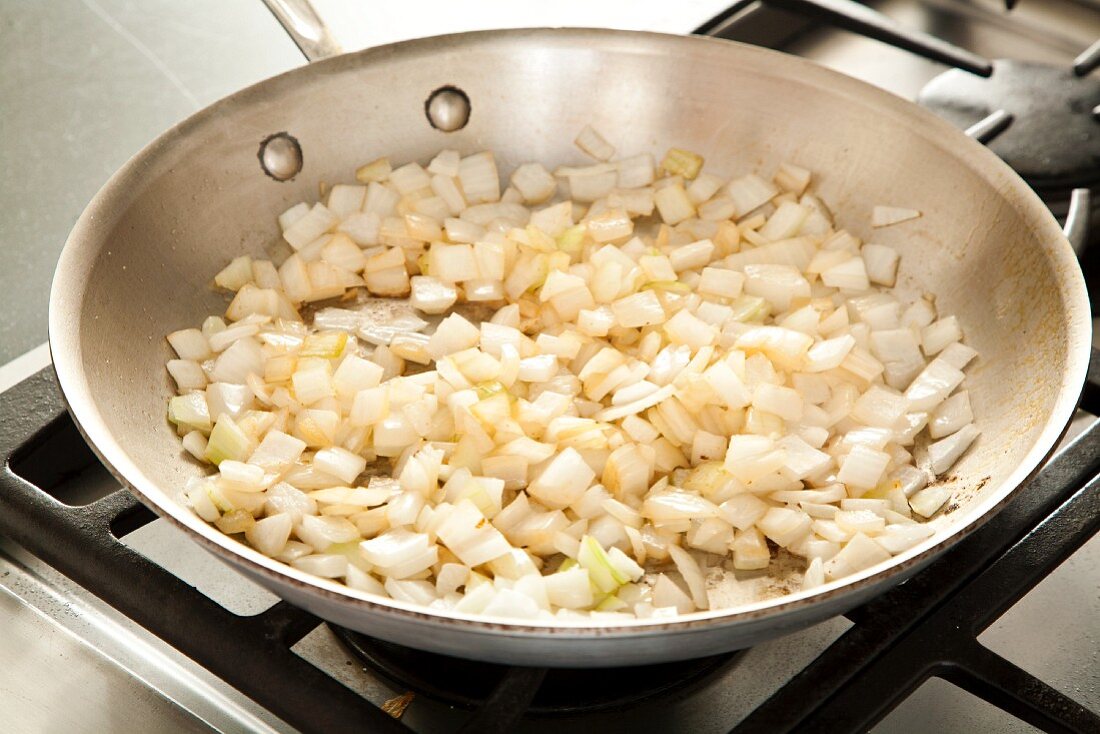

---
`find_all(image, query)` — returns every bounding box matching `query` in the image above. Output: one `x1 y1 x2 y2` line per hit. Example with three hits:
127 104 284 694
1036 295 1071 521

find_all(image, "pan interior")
49 30 1090 634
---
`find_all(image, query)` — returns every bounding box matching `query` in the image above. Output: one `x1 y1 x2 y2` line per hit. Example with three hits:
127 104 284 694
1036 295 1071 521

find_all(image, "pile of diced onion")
165 126 980 621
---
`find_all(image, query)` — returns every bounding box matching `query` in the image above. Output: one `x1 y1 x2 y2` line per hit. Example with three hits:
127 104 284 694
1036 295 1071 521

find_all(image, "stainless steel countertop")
0 0 304 365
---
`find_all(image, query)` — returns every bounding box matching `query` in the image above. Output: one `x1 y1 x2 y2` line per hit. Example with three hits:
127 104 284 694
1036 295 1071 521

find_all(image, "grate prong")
1073 39 1100 77
965 109 1014 144
764 0 993 76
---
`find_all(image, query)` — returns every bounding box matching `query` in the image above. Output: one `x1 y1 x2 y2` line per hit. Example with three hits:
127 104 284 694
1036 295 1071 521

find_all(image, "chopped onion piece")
246 513 293 556
654 184 695 224
872 206 921 227
905 359 965 412
929 391 973 439
732 527 770 570
283 204 337 250
291 554 347 578
876 523 934 553
436 499 512 567
928 424 980 475
851 386 908 428
757 507 812 547
167 360 207 391
821 257 870 291
356 157 391 183
938 342 979 370
214 256 253 292
181 431 208 462
726 174 778 216
528 448 596 510
862 244 900 286
668 544 708 610
802 557 825 590
511 163 558 204
615 153 655 188
823 532 890 579
458 152 501 204
774 163 811 195
909 485 953 518
642 490 719 522
612 291 666 328
922 316 963 356
759 202 808 241
837 446 891 492
661 148 704 179
575 125 616 161
545 566 594 609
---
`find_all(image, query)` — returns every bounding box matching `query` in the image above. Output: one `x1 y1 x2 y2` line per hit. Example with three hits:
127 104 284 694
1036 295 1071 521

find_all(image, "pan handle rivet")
258 132 303 181
425 86 471 132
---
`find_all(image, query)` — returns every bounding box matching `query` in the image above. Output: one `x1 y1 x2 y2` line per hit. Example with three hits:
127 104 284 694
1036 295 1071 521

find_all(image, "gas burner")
330 626 741 715
918 60 1100 198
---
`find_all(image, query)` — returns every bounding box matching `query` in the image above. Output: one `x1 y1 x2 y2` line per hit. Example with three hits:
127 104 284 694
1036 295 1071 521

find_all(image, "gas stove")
1 2 1098 732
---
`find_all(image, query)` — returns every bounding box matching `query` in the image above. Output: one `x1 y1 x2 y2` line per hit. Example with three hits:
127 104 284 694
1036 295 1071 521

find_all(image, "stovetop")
3 362 1097 733
1 2 1098 733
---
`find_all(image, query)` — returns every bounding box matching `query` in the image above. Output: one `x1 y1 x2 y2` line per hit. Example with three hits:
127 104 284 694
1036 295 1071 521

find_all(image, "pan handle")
261 0 343 62
1062 189 1091 255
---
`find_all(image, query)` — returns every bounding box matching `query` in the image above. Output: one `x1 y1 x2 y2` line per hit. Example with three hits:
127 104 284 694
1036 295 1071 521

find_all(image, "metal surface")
424 87 473 132
331 626 737 713
454 668 547 734
782 0 1099 102
0 563 216 734
46 28 1092 666
258 132 305 181
0 535 288 734
0 0 304 366
260 0 342 62
919 59 1100 192
1064 189 1093 254
765 0 993 75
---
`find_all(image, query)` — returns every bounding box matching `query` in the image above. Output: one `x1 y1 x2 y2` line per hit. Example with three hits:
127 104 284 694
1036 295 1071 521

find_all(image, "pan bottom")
330 625 742 716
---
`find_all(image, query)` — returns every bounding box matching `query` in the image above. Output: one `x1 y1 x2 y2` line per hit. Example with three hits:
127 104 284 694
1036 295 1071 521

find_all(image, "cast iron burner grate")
330 627 741 716
1 358 1098 733
918 60 1100 197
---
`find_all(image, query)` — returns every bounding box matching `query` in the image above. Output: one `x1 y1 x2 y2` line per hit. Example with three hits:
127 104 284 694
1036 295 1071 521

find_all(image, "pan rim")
48 27 1093 637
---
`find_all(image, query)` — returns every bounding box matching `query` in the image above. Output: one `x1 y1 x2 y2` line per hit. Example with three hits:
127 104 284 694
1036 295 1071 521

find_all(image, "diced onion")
872 206 921 227
575 125 616 162
928 424 980 475
165 125 978 622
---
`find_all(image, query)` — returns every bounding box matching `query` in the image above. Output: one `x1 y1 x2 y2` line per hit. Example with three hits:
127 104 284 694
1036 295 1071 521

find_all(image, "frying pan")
47 18 1091 666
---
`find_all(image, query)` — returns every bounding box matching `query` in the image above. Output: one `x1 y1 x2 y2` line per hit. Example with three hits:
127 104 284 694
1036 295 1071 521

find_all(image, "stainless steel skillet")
47 22 1091 666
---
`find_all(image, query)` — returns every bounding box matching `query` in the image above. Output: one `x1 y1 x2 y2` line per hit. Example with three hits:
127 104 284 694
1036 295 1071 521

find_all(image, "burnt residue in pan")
942 475 992 515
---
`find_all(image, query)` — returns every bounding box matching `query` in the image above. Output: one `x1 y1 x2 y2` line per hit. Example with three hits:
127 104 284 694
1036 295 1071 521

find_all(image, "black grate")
329 626 741 716
1 356 1098 733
